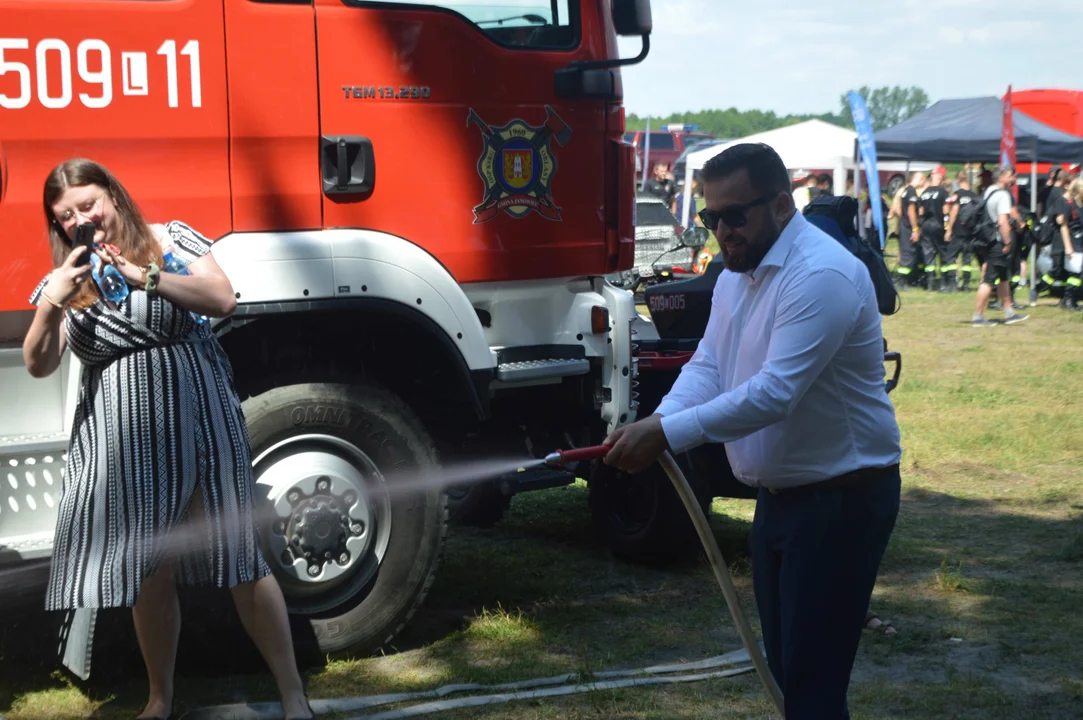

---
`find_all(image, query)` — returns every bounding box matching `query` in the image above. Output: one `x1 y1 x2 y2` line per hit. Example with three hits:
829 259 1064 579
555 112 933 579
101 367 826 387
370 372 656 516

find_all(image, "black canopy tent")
851 96 1083 301
871 96 1083 165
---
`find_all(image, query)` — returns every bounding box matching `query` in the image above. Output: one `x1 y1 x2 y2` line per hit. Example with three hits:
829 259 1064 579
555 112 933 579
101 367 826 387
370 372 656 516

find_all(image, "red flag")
1001 85 1018 201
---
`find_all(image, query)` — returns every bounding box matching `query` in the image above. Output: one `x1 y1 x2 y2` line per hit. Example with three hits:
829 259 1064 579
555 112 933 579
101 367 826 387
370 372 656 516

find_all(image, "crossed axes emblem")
467 106 573 223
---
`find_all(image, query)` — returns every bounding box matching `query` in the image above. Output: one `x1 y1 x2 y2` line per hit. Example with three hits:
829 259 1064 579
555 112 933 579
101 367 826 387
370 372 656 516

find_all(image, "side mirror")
681 226 709 249
613 0 652 36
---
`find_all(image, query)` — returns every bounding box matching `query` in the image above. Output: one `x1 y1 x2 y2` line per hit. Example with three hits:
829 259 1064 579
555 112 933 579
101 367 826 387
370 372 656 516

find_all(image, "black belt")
766 463 899 495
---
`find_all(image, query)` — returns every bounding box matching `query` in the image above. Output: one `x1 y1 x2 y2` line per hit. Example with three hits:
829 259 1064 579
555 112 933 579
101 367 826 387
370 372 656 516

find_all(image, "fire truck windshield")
355 0 578 48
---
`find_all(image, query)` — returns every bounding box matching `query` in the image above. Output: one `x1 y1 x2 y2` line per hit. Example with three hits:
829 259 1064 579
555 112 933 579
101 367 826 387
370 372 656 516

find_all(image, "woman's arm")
23 246 91 378
1057 214 1074 255
154 252 237 317
23 303 68 378
100 245 237 318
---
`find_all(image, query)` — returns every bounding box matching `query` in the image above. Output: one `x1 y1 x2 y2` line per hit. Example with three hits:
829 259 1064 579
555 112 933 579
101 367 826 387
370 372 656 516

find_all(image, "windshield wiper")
477 13 547 26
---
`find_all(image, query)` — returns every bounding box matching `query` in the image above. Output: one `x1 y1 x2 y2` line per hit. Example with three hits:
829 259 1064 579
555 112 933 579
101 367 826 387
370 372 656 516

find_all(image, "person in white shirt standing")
603 142 902 720
971 165 1029 326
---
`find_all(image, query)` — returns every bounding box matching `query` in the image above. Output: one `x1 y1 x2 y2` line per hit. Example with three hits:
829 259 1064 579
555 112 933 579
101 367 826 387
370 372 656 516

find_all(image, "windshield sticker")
467 105 571 223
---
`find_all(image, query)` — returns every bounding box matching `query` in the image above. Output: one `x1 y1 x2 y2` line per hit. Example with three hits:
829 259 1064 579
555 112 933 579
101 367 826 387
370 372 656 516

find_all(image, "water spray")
179 444 786 719
543 444 785 716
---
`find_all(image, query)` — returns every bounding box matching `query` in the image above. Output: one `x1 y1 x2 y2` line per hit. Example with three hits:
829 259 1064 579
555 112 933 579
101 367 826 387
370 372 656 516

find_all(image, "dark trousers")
920 223 955 287
1048 250 1083 303
894 229 921 283
959 237 983 286
751 465 901 720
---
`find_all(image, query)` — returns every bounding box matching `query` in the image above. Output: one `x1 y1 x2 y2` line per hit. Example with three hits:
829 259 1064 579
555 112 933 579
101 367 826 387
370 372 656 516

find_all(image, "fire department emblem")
467 105 572 223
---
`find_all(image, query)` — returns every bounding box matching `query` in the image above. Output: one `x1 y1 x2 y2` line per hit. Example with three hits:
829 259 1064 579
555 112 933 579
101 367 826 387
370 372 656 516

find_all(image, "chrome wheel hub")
252 434 391 602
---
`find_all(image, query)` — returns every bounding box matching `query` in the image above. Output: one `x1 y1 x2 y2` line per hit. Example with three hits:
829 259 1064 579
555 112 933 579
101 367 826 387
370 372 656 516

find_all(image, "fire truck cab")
0 0 653 674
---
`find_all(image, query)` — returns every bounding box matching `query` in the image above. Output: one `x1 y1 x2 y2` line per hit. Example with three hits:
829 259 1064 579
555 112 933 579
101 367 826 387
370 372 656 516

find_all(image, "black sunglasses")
698 193 778 231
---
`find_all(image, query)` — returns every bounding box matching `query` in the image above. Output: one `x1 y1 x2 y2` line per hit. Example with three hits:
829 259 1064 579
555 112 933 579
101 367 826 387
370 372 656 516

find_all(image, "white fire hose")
658 449 785 715
179 449 785 719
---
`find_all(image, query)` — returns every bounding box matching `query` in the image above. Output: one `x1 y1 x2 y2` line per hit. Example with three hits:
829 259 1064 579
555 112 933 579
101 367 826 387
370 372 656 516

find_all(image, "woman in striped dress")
22 159 314 720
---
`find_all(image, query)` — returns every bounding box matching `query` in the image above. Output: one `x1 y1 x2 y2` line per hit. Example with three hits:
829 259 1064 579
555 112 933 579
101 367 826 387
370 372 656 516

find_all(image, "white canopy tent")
679 119 937 228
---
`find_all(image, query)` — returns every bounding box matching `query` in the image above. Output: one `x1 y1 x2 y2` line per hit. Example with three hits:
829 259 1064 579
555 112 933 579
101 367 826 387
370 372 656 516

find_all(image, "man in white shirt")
603 142 902 719
971 165 1029 326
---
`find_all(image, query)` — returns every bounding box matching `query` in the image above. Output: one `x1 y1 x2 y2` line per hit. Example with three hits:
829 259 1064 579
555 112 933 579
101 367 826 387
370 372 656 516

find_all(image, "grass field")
2 289 1082 719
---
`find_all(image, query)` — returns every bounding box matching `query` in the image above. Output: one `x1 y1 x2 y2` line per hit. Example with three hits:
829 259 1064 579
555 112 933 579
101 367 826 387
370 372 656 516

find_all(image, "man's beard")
720 222 779 274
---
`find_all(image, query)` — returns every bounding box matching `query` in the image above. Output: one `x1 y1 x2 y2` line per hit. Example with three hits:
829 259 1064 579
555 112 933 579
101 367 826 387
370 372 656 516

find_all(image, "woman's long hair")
1069 178 1083 208
43 159 163 310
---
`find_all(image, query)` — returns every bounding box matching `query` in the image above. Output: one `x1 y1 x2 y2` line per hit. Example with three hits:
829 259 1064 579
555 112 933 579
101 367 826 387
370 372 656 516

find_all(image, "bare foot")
282 694 315 720
135 698 173 720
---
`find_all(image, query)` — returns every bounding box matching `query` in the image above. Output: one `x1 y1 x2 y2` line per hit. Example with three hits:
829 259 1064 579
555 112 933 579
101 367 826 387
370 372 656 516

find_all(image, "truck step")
495 358 590 383
0 432 70 453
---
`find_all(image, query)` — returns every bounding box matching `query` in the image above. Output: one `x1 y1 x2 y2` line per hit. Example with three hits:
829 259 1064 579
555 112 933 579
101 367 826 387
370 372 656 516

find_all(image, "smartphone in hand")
72 223 96 267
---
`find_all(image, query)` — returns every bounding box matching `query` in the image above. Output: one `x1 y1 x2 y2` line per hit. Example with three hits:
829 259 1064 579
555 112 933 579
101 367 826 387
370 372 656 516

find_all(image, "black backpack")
1035 216 1054 247
1035 194 1070 247
954 195 982 239
803 194 900 316
973 188 1009 251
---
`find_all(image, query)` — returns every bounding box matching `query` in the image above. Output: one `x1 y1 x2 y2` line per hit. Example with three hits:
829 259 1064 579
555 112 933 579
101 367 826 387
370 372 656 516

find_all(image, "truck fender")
208 229 493 373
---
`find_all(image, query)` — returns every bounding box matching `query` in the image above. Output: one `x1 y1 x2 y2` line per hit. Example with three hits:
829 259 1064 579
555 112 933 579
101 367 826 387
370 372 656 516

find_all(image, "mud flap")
57 607 97 680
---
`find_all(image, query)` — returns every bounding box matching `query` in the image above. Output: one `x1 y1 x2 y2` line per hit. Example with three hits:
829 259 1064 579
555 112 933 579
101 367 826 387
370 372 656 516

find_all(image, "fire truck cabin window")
350 1 578 50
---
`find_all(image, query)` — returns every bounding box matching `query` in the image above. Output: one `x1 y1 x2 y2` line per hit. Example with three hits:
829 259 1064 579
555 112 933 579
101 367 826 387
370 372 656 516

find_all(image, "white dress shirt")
654 210 902 489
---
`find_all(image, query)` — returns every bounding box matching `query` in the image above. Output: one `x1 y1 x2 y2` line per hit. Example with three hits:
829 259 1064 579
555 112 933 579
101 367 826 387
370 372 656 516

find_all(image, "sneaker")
971 317 996 327
1003 313 1029 325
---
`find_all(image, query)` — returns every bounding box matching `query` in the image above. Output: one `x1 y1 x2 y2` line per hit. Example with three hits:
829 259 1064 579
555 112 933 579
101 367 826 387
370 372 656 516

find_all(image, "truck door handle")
320 136 375 196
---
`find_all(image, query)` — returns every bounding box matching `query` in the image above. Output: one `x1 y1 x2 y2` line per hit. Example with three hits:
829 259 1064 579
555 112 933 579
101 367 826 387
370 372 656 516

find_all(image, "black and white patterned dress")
30 220 270 610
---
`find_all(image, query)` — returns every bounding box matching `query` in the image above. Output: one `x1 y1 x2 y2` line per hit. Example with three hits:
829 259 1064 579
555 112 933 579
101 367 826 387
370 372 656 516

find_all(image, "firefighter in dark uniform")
644 162 676 206
946 171 980 292
893 172 924 288
918 166 952 291
1048 178 1083 311
1065 179 1083 311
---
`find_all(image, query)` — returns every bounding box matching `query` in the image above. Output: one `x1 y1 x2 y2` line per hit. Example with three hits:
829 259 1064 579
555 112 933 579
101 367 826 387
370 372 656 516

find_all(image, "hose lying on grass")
177 649 754 719
180 449 786 719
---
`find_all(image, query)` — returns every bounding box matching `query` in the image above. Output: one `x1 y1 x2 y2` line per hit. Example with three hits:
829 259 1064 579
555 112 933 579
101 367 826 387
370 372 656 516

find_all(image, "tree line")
626 86 930 139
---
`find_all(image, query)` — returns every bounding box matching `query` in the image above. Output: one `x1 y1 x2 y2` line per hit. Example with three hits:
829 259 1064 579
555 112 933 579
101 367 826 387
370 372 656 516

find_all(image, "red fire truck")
0 0 655 675
1009 88 1083 176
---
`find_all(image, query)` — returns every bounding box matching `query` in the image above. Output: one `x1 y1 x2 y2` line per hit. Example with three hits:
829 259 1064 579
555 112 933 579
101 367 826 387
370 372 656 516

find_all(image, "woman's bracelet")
40 290 64 310
143 263 161 296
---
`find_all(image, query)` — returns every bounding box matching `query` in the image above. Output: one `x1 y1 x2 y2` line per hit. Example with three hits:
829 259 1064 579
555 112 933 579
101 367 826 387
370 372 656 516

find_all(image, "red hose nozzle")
543 444 612 469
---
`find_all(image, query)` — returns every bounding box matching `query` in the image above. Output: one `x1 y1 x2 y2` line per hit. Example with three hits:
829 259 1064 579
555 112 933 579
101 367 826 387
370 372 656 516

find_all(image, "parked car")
607 193 706 302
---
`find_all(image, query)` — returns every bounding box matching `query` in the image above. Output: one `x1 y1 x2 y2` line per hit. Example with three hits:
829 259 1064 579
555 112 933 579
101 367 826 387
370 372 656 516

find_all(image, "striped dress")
30 220 270 610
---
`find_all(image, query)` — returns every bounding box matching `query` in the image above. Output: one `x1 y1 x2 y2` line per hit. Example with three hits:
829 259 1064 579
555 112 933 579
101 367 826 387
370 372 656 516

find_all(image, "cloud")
649 0 721 37
937 27 966 45
982 20 1045 37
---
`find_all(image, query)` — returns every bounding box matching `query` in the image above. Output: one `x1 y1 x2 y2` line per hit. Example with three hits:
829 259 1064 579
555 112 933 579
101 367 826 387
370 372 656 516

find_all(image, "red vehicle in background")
625 125 716 175
1008 89 1083 176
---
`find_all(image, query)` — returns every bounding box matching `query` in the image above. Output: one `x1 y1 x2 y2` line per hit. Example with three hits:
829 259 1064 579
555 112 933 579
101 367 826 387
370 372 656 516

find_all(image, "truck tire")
241 382 447 658
446 481 511 528
587 454 712 567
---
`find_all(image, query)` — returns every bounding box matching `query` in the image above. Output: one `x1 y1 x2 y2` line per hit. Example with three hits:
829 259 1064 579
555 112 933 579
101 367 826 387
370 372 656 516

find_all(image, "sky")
614 0 1083 118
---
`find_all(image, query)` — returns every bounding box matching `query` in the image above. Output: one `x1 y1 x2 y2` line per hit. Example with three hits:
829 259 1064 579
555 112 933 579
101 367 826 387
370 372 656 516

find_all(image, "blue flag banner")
848 91 885 249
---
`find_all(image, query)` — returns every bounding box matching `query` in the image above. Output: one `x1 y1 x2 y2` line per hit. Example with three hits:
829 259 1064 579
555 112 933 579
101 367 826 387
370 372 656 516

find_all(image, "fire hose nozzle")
542 444 613 469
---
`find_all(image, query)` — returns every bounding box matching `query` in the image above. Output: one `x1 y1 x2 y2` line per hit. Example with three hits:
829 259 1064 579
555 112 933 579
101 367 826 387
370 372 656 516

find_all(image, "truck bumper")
597 280 640 433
